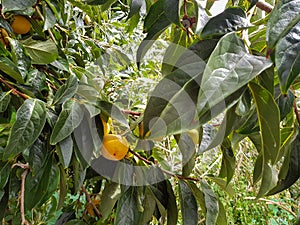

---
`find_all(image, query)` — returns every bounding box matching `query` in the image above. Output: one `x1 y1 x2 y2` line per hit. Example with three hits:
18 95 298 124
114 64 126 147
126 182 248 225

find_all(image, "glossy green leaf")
99 182 121 220
253 152 263 184
57 135 73 168
128 0 146 19
52 75 78 105
268 130 300 195
0 57 24 84
0 17 13 33
166 180 178 225
257 66 274 95
275 22 300 93
195 3 209 35
0 92 11 113
2 0 36 12
198 33 273 118
43 3 57 30
9 39 31 80
249 82 280 165
115 187 141 225
21 38 58 65
50 99 84 145
3 99 46 160
266 0 300 49
201 180 219 225
201 7 251 39
28 137 48 174
179 180 198 225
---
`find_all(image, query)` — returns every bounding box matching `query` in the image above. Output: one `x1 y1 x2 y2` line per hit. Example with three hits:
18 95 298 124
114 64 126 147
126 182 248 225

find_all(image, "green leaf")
175 133 196 177
21 38 58 65
50 99 84 145
249 82 280 165
179 180 198 225
9 39 31 80
52 75 78 105
201 7 251 39
268 130 300 195
115 187 141 225
43 3 57 30
275 22 300 93
208 176 235 197
137 0 171 64
256 163 278 198
139 187 156 224
25 155 53 210
198 33 273 118
266 0 300 49
128 0 146 19
84 0 111 5
164 0 180 26
0 184 9 221
0 17 14 33
0 57 24 84
28 137 48 174
0 92 11 113
216 199 227 225
57 135 73 168
99 182 121 220
3 99 46 160
65 220 87 225
201 180 219 225
0 162 10 190
97 101 128 127
166 180 178 225
219 140 236 184
276 89 295 121
143 68 202 138
2 0 36 12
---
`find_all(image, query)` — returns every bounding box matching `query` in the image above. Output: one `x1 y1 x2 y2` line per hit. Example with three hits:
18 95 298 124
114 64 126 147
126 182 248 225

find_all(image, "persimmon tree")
0 0 300 224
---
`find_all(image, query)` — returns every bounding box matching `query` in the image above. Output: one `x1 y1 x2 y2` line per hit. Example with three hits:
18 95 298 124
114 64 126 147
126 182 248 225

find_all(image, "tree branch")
247 0 274 13
12 163 30 225
0 76 29 99
81 186 102 219
129 149 200 182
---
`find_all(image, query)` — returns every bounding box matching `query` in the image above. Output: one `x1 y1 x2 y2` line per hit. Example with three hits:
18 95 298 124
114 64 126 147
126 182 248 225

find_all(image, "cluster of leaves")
0 0 300 224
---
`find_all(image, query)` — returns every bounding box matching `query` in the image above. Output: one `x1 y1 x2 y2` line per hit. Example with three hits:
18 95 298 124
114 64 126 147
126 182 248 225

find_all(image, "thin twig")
129 149 200 182
247 0 274 13
12 163 30 225
81 186 102 219
245 197 297 217
121 110 142 117
34 5 57 45
0 76 29 99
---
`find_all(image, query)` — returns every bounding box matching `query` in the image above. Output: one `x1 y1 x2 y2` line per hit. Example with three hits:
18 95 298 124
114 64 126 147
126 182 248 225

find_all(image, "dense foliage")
0 0 300 224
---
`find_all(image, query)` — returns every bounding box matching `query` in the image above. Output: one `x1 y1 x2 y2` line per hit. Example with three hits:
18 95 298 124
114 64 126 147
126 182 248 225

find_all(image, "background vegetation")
0 0 300 224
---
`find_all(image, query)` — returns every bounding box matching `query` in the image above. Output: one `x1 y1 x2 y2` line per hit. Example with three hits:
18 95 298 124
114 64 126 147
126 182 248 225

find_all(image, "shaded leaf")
115 187 141 225
208 176 235 197
201 7 251 39
179 180 198 225
219 139 236 184
97 101 128 127
266 0 300 49
57 135 73 168
139 187 156 224
268 130 300 195
256 163 278 198
201 180 219 225
21 38 58 65
3 99 46 160
128 0 146 19
43 3 57 30
0 162 10 190
249 82 280 165
276 89 295 121
275 21 300 93
166 180 178 225
50 99 84 145
164 0 180 26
